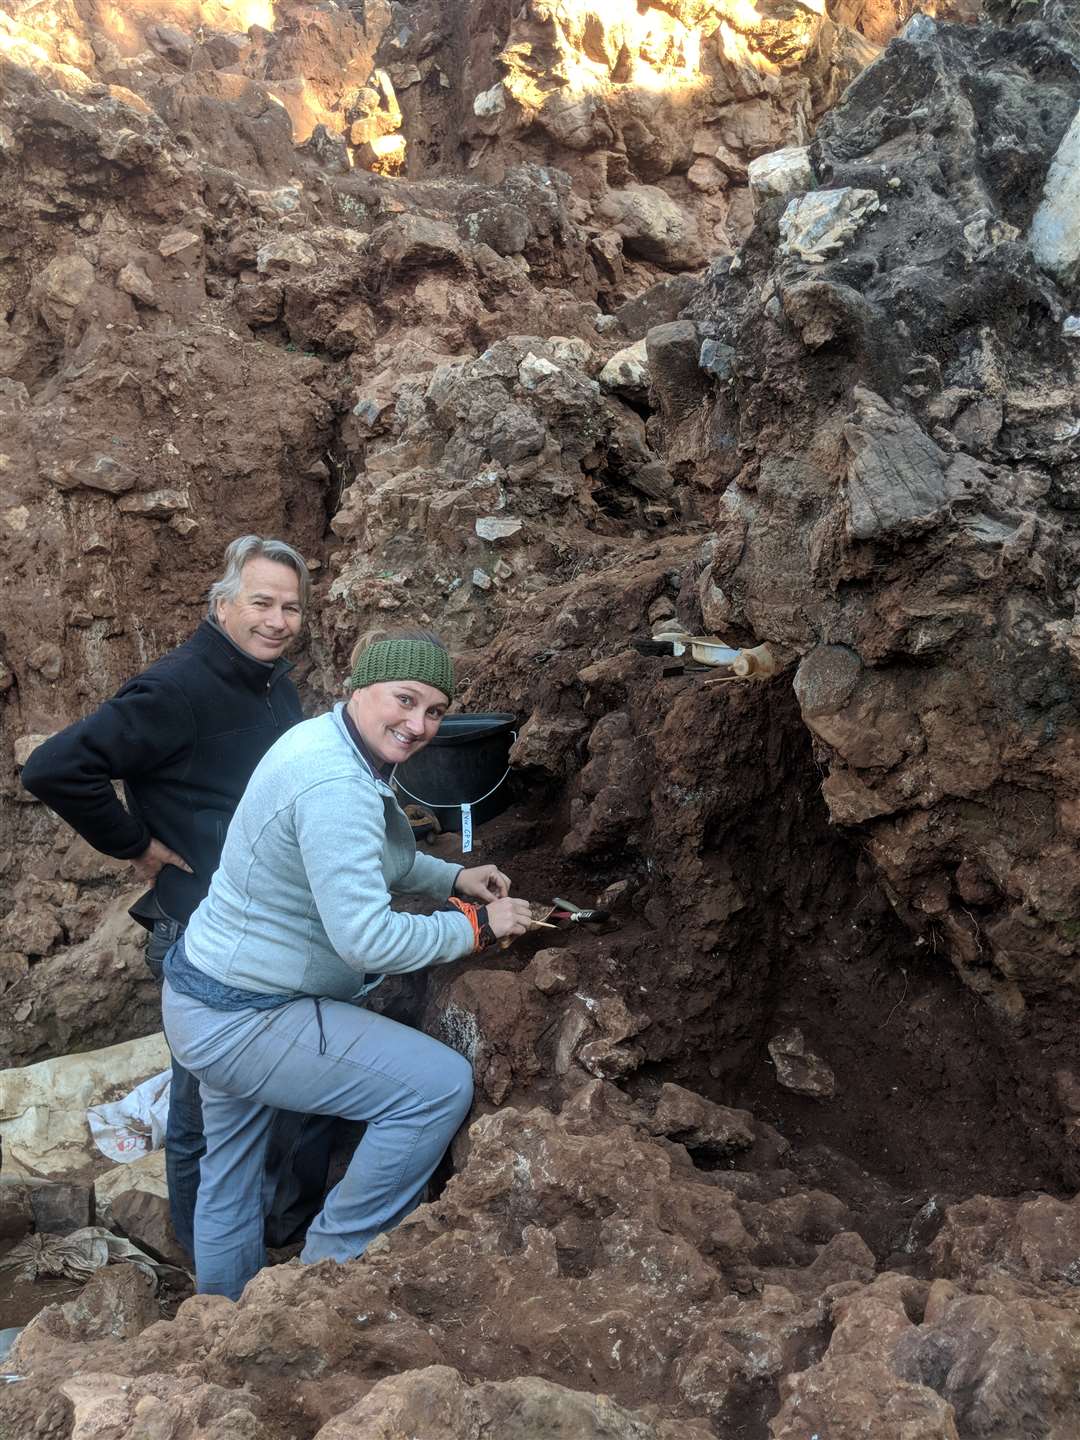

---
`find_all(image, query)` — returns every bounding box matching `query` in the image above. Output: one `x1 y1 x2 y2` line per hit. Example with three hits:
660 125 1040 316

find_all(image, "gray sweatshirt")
183 705 474 1001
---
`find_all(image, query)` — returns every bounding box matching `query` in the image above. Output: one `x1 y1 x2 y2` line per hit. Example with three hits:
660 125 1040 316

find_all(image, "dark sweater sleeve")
20 676 197 860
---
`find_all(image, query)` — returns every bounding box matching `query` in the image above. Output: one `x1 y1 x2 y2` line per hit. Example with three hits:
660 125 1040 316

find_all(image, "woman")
162 632 531 1300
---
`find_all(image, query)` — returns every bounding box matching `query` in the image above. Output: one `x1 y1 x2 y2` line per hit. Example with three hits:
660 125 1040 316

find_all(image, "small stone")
1063 317 1080 340
779 188 880 264
256 237 318 273
248 186 302 216
530 948 578 995
475 516 522 542
593 314 620 334
30 1182 93 1236
492 559 513 581
597 879 633 914
117 488 190 517
116 262 156 305
372 214 462 269
747 146 814 205
157 229 201 259
390 63 422 89
687 157 727 194
649 1084 754 1154
473 84 506 118
356 133 407 175
599 338 649 400
14 733 51 769
27 644 62 681
99 1158 187 1268
768 1027 837 1099
471 568 493 591
0 952 29 994
518 353 560 389
146 22 193 66
47 454 136 494
699 338 735 380
713 143 748 181
1030 109 1080 288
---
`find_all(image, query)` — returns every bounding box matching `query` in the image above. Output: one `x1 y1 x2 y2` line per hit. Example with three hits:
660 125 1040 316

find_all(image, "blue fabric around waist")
163 932 296 1012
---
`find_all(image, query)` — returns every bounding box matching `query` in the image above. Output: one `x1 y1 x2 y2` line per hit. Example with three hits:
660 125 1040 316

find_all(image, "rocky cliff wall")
5 3 1080 1438
0 0 903 1054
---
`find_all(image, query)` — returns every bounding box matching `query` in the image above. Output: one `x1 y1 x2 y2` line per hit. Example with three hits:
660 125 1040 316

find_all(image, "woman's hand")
486 896 533 940
455 865 511 902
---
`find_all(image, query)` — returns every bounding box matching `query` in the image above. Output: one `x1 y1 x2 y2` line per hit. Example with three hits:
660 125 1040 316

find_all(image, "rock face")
8 1084 1080 1438
686 17 1080 1036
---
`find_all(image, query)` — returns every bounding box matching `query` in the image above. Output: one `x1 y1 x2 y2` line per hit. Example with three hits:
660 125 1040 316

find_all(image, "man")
22 534 331 1258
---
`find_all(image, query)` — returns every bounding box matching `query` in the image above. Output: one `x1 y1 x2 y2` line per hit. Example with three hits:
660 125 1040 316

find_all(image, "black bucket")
393 713 517 836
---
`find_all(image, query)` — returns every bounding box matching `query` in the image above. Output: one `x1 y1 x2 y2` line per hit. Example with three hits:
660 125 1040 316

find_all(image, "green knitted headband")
348 639 454 701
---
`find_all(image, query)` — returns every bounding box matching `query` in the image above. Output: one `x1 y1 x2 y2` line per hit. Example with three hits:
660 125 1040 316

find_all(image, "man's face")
348 680 448 767
216 557 303 662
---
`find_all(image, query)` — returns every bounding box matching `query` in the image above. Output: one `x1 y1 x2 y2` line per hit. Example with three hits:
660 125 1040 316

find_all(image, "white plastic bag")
86 1069 171 1163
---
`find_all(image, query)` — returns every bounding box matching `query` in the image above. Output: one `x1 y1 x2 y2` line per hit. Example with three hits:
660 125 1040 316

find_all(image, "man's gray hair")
207 535 312 618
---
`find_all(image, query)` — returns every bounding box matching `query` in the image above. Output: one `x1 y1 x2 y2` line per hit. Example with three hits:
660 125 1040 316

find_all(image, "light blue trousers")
162 982 473 1301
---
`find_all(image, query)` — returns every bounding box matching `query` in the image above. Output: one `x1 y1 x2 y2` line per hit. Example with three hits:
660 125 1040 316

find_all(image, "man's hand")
454 864 511 903
132 837 193 882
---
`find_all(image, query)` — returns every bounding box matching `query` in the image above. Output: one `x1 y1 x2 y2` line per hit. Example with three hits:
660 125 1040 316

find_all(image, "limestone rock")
473 84 506 118
600 339 650 401
33 254 94 333
116 263 156 305
648 1085 755 1155
157 230 201 259
117 488 190 517
598 186 704 270
51 1373 264 1440
145 23 193 68
779 187 880 263
767 1028 837 1099
528 948 578 995
95 1152 187 1269
372 214 463 270
1029 107 1080 289
518 353 560 389
843 387 962 542
748 146 814 205
45 454 137 494
256 237 318 273
314 1366 709 1440
14 733 52 770
474 516 523 542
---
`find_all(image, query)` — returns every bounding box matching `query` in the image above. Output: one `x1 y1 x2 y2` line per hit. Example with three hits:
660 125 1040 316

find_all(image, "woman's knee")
445 1050 474 1123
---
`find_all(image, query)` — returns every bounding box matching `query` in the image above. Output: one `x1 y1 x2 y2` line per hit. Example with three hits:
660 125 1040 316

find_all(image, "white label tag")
460 803 473 854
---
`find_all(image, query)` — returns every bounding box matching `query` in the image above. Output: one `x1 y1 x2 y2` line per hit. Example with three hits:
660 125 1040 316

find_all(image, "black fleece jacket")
21 620 303 924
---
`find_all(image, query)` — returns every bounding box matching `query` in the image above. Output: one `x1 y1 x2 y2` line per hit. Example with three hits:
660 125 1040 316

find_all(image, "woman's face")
348 680 448 767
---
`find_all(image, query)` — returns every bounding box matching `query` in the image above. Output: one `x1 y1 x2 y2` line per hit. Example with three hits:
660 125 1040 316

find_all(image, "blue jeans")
162 982 473 1301
165 1058 336 1257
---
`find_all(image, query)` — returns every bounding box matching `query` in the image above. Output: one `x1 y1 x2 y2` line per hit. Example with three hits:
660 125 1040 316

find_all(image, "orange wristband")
448 896 480 948
448 897 496 952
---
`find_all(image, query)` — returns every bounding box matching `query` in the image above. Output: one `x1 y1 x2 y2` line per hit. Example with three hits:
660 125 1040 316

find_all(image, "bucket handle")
391 733 517 812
